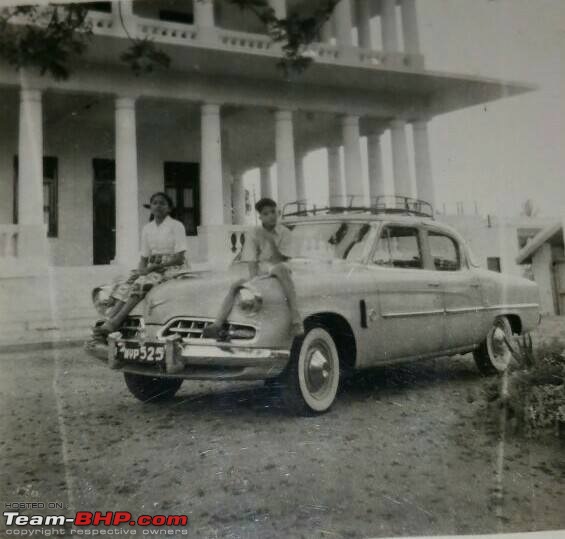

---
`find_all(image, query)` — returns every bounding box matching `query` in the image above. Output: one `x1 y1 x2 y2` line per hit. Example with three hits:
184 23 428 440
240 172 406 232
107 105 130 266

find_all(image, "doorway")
92 158 116 265
164 162 200 236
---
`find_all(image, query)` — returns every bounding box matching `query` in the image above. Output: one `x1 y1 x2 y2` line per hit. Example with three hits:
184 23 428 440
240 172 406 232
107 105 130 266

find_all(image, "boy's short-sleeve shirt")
241 224 293 264
141 215 187 258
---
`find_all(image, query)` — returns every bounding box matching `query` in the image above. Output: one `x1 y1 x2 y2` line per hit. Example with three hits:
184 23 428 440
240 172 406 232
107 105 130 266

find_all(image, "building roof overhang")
516 222 563 265
81 31 535 119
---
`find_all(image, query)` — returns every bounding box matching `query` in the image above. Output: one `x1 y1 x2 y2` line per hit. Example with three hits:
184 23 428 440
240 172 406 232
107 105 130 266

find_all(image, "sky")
244 0 565 220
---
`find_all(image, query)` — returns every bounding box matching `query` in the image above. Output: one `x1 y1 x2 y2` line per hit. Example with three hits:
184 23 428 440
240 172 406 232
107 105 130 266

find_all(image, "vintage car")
86 199 541 415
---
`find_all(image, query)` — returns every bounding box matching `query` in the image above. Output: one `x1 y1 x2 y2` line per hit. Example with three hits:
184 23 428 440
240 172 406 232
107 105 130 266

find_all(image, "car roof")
282 212 467 241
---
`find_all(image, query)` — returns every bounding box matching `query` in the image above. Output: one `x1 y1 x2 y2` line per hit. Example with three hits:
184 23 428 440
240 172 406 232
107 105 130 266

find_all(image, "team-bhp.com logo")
4 511 188 528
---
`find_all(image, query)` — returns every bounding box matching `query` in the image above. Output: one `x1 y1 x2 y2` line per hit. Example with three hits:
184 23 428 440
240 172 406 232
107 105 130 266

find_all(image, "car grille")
160 318 256 341
119 316 143 339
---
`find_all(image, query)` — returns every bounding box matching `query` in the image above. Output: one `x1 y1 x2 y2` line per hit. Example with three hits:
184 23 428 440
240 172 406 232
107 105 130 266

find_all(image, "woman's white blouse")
140 216 187 257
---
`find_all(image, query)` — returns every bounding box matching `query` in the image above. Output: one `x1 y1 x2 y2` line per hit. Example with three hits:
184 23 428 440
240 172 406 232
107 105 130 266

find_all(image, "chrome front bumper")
85 334 290 381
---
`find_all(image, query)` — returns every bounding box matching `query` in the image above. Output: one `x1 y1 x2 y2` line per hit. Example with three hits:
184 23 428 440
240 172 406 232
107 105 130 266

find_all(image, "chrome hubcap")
305 341 333 398
488 323 512 370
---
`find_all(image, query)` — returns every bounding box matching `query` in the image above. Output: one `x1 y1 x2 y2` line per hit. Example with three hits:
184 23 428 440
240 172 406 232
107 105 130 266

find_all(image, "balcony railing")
83 10 420 71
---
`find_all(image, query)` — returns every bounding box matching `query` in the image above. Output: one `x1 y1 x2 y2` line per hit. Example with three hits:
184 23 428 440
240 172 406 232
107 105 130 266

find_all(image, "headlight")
236 287 263 315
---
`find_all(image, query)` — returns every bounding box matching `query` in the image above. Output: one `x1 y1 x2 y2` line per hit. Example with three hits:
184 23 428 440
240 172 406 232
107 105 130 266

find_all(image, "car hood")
140 258 370 325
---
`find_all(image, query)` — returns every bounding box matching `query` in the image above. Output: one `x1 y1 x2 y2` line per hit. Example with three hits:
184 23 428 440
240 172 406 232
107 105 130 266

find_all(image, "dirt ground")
1 318 564 539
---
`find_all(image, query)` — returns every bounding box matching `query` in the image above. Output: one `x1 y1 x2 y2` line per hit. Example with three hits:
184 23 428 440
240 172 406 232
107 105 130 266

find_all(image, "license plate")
115 342 166 364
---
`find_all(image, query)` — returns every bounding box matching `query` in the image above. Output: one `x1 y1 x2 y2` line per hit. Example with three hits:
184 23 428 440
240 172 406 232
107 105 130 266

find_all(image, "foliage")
120 37 171 76
226 0 340 76
0 4 92 80
485 335 565 438
0 0 339 80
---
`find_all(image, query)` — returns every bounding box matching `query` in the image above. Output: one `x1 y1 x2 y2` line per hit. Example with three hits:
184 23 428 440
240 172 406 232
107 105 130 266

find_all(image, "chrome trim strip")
381 309 444 319
383 302 540 319
445 306 483 314
484 303 540 310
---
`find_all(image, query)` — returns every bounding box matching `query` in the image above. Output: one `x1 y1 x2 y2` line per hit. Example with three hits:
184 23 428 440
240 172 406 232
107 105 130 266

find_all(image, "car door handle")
427 282 441 288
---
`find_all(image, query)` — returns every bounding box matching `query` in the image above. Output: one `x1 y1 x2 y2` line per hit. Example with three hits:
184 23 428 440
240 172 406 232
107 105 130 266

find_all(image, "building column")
259 165 273 199
18 88 44 227
390 119 412 199
381 0 399 53
320 18 333 43
335 0 353 48
357 0 373 49
222 161 233 224
194 0 215 27
114 96 140 266
112 1 134 32
412 119 434 209
268 0 286 19
400 0 420 54
341 115 364 204
232 174 246 225
367 129 385 202
201 103 225 226
532 244 556 315
295 153 307 202
327 146 345 206
274 110 297 209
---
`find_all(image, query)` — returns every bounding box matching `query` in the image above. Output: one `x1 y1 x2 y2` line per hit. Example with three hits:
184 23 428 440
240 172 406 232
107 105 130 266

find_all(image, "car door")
367 224 445 361
424 228 486 349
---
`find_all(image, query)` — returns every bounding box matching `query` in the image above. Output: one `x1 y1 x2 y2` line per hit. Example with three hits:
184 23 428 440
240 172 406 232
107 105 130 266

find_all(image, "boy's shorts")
257 261 292 277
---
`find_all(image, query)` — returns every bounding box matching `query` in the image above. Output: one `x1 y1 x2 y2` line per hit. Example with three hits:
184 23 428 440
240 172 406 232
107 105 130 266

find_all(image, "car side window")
428 232 461 271
372 226 423 269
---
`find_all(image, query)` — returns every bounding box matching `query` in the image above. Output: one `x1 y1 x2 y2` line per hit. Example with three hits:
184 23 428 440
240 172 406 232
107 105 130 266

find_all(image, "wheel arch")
303 312 357 370
499 313 522 335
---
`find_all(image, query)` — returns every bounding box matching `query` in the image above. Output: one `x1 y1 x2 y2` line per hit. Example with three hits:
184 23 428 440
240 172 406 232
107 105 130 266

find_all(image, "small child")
91 192 188 341
204 198 303 339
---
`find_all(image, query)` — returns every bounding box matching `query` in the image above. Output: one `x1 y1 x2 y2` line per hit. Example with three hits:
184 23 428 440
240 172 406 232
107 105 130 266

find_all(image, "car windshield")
286 221 372 262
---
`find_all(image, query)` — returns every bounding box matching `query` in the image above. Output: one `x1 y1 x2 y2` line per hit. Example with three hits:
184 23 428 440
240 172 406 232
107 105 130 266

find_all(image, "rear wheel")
124 373 183 402
279 326 340 415
474 316 515 375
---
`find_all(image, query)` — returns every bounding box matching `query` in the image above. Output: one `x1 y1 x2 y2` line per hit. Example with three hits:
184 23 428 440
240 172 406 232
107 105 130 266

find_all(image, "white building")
0 0 532 344
516 223 565 316
439 213 555 277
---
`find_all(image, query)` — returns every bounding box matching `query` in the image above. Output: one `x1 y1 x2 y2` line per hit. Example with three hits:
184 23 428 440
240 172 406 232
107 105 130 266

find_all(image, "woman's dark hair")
145 191 175 220
255 197 277 213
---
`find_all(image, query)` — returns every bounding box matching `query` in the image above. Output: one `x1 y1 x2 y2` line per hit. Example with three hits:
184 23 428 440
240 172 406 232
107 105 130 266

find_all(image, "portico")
0 0 532 274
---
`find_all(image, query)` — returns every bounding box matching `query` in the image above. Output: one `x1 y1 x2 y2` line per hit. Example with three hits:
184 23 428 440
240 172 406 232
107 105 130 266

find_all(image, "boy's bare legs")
271 263 303 336
203 278 247 339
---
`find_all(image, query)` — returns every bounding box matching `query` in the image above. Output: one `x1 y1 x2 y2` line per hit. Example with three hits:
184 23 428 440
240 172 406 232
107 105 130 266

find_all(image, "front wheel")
279 326 341 415
474 316 515 376
124 373 183 402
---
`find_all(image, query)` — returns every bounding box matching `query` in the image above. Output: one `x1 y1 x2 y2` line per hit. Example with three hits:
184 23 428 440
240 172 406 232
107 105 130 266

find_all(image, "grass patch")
485 336 565 438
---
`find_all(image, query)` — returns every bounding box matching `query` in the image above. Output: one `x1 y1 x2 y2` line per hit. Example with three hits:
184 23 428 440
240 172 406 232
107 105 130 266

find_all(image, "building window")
13 156 58 238
159 9 194 25
83 2 112 13
487 257 502 273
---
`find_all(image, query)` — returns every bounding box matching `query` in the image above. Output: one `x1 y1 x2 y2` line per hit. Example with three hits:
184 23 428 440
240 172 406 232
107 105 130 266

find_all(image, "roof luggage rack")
282 195 434 219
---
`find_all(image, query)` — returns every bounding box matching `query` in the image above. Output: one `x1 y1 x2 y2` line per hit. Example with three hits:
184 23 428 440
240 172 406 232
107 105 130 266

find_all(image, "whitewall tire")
280 326 340 415
474 316 515 375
